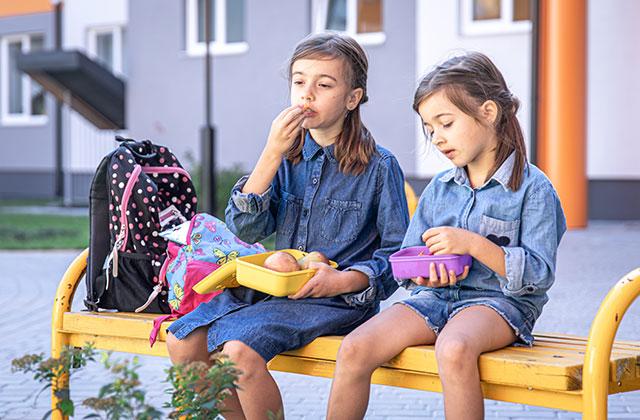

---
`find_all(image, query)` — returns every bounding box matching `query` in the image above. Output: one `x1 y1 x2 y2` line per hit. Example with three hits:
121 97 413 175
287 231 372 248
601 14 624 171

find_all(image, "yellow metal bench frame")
52 249 640 419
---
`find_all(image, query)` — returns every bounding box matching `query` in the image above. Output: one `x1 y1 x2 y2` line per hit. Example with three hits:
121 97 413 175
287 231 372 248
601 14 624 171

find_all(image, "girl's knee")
166 330 208 365
336 334 375 373
222 340 267 381
166 332 189 364
435 336 477 371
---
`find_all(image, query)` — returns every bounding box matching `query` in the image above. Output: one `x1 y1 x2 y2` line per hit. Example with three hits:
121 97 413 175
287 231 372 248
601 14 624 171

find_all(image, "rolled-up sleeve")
497 184 566 297
225 175 279 244
342 156 410 306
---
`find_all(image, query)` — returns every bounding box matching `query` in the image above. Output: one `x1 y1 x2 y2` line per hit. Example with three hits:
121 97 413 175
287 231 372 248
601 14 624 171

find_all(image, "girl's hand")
288 262 359 299
265 105 306 156
411 264 470 288
422 227 476 255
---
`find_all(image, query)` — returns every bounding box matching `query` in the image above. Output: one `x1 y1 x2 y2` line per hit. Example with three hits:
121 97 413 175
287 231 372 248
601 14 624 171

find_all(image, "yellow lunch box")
193 249 338 297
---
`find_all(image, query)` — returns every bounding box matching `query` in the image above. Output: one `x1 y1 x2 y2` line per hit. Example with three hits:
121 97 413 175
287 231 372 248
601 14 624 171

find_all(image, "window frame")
87 25 124 76
460 0 532 36
185 0 249 57
0 33 48 126
312 0 386 46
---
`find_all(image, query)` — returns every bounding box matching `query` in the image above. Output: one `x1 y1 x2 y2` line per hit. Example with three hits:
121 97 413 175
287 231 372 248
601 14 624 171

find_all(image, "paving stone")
377 411 436 418
556 413 582 419
383 416 431 420
602 416 640 420
501 411 558 418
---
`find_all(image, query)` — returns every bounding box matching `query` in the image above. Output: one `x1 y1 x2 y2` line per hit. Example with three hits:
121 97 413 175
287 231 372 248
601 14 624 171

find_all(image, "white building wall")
64 0 127 50
63 0 128 172
415 0 532 177
587 0 640 180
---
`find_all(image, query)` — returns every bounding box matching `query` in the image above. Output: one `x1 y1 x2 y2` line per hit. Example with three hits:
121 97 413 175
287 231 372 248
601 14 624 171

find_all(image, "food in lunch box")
297 251 330 269
263 251 301 272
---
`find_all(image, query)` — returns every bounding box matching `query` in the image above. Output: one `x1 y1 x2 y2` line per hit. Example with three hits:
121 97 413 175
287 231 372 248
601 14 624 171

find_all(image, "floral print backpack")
149 213 266 345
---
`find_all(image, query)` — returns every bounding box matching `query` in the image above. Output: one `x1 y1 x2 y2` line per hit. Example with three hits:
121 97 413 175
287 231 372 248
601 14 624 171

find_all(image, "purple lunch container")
389 246 472 279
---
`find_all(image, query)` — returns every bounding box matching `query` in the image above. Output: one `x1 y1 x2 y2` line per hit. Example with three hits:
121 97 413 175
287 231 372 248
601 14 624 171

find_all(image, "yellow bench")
53 248 640 419
51 182 640 418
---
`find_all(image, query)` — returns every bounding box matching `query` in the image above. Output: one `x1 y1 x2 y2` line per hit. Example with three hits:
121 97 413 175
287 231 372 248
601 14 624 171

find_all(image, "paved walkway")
1 221 640 419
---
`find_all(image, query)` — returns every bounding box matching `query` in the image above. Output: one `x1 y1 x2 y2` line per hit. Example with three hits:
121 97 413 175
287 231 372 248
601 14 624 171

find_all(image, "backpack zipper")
104 164 142 289
106 164 191 303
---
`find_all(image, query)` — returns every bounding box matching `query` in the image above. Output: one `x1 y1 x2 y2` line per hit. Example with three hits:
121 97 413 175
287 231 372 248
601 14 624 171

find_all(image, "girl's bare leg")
435 306 517 420
166 328 210 364
327 304 436 420
222 340 283 420
166 329 245 419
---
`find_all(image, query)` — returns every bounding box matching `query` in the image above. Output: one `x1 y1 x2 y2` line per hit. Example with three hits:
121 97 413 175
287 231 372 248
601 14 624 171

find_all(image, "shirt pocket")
478 214 520 248
277 190 302 235
320 198 362 243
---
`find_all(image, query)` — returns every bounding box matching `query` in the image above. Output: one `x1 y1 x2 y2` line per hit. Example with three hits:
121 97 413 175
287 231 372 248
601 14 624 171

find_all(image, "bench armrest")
52 248 88 356
583 267 640 420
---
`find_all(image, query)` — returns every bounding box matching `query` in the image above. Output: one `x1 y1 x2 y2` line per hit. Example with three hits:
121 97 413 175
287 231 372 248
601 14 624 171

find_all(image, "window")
313 0 385 45
185 0 248 56
1 33 47 125
87 26 124 75
460 0 532 35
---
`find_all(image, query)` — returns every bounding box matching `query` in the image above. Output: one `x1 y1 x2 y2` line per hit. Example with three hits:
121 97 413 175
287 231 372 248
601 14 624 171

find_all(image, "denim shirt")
401 153 566 319
225 133 409 308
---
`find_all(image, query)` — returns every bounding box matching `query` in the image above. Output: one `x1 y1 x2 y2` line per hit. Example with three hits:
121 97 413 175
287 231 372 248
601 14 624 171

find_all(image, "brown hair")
286 32 376 175
413 51 527 190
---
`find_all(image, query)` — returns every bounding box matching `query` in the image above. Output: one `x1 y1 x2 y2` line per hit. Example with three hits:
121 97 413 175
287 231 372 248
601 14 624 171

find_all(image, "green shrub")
165 353 240 419
82 353 162 420
183 152 246 219
182 154 277 249
11 345 97 418
12 346 240 420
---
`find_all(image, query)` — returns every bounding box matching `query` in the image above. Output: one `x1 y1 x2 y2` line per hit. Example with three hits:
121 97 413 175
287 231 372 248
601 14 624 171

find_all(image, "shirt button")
298 245 304 251
312 178 318 185
303 209 309 217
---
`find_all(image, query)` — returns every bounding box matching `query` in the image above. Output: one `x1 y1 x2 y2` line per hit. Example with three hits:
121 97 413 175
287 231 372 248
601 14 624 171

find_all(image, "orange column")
537 0 587 228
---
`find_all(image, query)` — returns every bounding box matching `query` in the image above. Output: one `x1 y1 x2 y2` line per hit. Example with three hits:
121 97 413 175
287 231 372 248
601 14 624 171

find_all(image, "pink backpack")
149 213 266 346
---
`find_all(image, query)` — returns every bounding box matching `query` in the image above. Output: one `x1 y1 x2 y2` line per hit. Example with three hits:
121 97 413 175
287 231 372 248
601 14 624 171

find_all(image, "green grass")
0 198 60 207
0 166 273 250
0 211 274 251
0 213 88 250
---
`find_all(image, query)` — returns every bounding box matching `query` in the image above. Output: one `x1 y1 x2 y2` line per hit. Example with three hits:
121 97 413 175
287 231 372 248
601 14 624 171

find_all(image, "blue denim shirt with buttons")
225 132 409 308
401 153 566 320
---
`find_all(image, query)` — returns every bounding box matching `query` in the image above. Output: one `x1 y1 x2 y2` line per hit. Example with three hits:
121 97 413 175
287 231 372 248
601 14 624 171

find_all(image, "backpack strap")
135 283 164 313
134 245 174 314
150 314 174 347
116 136 157 159
85 154 113 311
117 164 143 253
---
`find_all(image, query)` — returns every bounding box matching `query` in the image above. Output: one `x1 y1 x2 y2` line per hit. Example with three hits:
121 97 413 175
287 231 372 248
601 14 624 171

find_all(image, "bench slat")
268 354 584 412
67 333 169 357
535 332 640 347
279 336 584 391
62 312 171 342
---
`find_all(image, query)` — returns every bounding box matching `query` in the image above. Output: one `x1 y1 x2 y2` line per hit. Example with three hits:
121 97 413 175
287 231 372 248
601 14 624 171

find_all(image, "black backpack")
85 137 197 313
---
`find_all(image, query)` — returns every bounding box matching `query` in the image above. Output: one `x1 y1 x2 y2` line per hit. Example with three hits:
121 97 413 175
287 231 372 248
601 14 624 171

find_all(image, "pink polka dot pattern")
90 138 198 313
